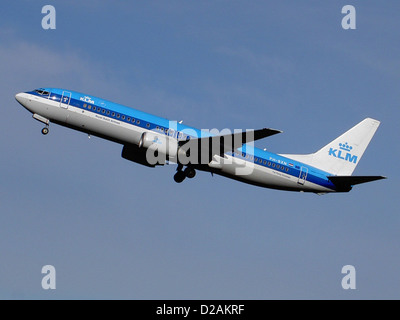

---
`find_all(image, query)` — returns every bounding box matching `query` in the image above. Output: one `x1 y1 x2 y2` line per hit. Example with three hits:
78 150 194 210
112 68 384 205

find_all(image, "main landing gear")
174 164 196 183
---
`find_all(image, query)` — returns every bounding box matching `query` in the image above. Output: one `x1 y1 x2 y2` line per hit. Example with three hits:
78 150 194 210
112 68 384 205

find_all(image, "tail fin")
281 118 381 175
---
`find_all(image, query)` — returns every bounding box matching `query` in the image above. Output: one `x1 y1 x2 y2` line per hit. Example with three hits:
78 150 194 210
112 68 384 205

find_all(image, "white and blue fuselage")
15 88 385 194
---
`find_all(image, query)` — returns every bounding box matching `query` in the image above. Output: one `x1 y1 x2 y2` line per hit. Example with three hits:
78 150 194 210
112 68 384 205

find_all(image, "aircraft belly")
218 156 332 192
218 157 293 188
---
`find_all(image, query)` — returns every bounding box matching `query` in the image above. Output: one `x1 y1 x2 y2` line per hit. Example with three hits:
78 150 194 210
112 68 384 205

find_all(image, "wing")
178 128 282 163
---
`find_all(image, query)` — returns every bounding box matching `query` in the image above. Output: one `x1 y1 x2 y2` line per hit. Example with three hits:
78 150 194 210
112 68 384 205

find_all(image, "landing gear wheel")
184 167 196 179
41 127 49 135
174 171 186 183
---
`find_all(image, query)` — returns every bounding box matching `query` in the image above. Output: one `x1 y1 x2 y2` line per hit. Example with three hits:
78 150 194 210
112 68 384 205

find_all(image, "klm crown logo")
80 96 95 104
339 142 352 152
329 142 358 163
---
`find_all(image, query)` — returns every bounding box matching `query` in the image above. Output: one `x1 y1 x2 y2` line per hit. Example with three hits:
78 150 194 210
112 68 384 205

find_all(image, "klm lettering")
329 148 358 163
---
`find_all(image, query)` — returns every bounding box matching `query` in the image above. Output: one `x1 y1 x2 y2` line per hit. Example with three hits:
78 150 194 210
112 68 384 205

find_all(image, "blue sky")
0 1 399 299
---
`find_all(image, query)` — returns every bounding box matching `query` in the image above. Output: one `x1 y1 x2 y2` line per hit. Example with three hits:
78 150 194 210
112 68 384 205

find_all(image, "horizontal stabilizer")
328 175 386 191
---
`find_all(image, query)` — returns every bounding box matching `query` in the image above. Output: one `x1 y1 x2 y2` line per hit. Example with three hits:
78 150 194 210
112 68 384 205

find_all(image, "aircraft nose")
15 92 24 104
15 92 30 107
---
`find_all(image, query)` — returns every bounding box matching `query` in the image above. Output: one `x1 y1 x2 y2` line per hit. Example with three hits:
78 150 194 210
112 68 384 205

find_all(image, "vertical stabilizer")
281 118 381 175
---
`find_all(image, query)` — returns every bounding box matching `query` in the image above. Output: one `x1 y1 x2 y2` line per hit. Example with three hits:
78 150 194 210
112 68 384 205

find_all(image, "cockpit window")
34 89 50 96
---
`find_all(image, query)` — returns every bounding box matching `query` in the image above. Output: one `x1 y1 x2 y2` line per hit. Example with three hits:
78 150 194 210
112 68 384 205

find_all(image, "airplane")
15 88 386 194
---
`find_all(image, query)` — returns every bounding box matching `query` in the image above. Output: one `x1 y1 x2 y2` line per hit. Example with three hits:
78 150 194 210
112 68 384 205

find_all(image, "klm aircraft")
15 88 385 194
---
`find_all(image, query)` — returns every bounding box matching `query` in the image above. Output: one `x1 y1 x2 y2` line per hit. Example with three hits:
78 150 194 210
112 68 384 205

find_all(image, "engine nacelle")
138 132 179 164
122 144 161 167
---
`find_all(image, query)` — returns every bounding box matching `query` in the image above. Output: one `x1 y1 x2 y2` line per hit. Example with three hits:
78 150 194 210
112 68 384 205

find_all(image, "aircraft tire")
174 171 186 183
184 167 196 179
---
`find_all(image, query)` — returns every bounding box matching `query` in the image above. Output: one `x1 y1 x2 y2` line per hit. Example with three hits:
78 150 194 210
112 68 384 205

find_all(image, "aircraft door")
60 91 71 109
298 166 308 185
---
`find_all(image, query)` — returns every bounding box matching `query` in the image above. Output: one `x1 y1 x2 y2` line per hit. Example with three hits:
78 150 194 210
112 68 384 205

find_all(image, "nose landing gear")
32 114 50 135
41 126 49 135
